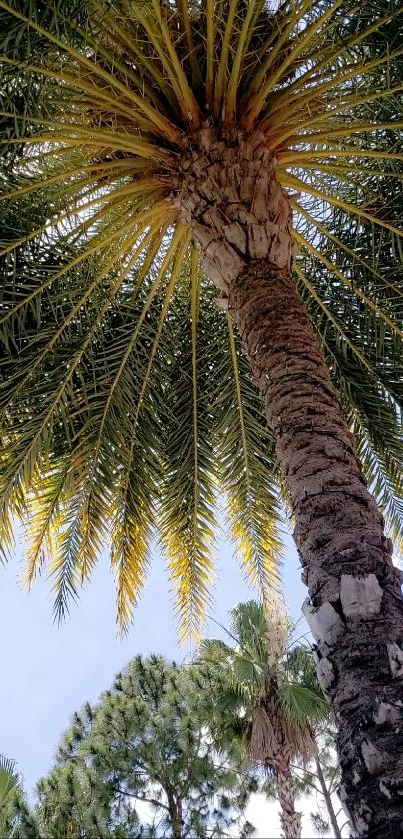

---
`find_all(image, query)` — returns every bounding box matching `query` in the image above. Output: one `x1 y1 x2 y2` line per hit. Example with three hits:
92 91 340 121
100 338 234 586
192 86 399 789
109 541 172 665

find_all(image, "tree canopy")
0 0 402 633
35 654 256 838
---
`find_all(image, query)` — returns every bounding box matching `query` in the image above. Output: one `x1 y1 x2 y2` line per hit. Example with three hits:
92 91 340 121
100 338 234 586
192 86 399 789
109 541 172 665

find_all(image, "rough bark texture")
228 258 403 839
167 788 183 839
277 761 302 839
250 699 302 838
175 124 403 838
174 123 295 297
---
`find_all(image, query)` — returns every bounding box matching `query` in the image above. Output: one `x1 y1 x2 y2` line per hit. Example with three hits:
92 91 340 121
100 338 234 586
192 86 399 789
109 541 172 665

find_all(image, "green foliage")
0 0 402 633
0 755 19 804
287 725 345 837
200 604 343 836
199 601 329 768
35 655 256 838
261 724 345 837
0 755 39 838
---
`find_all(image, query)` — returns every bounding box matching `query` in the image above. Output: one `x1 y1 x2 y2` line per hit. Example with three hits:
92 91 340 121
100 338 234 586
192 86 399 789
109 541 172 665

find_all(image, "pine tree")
36 655 256 839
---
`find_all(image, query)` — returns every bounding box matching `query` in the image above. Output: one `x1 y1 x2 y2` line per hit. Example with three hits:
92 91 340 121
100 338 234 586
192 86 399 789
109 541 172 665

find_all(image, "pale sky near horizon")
1 522 340 837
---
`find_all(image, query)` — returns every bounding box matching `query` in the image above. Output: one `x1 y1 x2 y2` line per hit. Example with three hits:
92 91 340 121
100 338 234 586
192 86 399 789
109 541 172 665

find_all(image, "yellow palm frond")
0 0 402 634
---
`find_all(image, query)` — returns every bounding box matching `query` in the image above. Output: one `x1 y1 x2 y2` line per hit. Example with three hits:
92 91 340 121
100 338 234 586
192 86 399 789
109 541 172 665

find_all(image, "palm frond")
217 320 283 598
157 252 219 640
0 755 20 807
0 0 402 633
198 638 232 664
278 683 329 731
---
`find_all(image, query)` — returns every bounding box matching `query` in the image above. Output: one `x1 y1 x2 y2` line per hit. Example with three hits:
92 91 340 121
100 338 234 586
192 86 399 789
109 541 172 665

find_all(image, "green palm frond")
199 601 329 768
0 0 402 632
218 320 283 598
0 755 37 839
230 600 270 667
157 253 219 639
0 755 20 808
278 683 329 730
285 647 321 693
230 654 266 695
198 638 232 665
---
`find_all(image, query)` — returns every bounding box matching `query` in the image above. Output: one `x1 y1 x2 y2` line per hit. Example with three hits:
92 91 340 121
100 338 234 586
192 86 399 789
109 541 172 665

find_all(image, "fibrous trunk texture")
231 259 403 838
176 124 403 837
277 762 302 839
250 701 302 838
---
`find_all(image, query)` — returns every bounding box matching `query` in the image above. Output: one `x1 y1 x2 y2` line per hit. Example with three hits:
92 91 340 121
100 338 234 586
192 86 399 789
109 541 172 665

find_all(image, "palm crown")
199 601 328 761
0 0 402 634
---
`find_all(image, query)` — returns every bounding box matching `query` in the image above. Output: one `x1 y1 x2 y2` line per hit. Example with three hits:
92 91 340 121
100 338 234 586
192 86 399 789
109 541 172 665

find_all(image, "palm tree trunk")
312 742 342 839
276 760 302 839
180 125 403 837
228 260 403 837
228 259 403 837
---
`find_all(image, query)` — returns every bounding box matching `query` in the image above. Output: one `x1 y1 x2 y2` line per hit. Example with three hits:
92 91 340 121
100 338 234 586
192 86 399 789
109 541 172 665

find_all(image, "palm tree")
199 600 329 838
0 755 20 824
0 755 38 838
1 1 403 832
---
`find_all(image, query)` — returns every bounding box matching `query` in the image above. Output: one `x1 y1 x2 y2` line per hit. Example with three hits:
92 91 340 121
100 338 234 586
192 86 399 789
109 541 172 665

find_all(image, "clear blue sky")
1 524 307 798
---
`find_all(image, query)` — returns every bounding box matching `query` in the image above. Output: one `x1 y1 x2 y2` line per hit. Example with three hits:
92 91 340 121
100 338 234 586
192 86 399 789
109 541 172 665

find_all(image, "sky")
0 521 341 837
